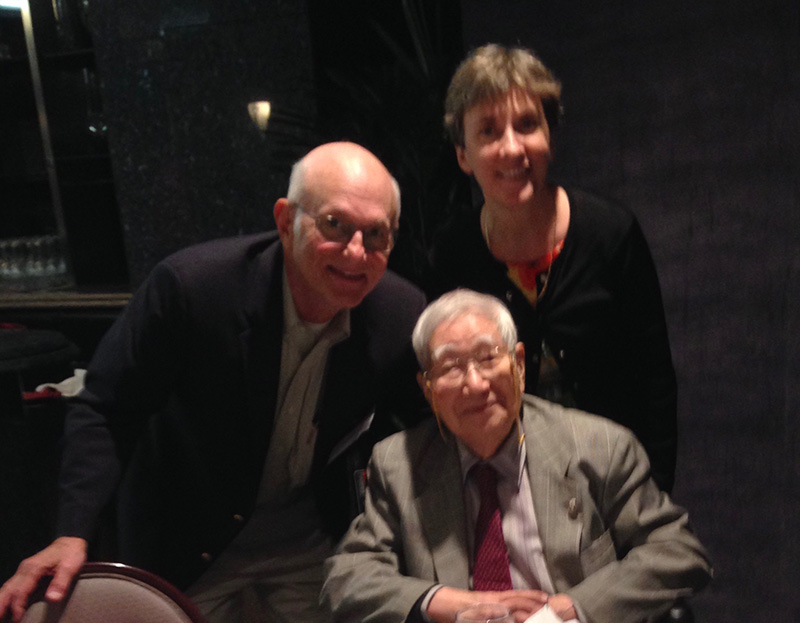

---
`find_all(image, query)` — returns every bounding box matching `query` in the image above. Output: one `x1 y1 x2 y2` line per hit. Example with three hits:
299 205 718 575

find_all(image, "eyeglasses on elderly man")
322 288 712 623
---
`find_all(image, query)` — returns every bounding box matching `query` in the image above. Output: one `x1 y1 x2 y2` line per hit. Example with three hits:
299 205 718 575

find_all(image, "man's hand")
0 537 87 622
427 586 550 623
544 594 577 621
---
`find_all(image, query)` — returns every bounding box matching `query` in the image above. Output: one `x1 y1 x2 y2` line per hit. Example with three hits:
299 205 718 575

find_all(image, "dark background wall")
3 0 796 620
456 1 799 620
88 0 800 619
90 0 465 286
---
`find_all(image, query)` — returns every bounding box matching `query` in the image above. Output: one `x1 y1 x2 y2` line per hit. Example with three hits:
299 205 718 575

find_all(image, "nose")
462 362 490 391
344 230 367 259
498 124 523 157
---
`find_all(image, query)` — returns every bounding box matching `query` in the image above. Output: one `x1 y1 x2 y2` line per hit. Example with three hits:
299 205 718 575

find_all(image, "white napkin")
36 368 86 397
524 604 578 623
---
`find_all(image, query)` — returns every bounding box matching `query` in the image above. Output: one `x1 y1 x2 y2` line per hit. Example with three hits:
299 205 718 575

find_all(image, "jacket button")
233 514 244 523
201 552 212 562
505 290 513 302
559 349 566 360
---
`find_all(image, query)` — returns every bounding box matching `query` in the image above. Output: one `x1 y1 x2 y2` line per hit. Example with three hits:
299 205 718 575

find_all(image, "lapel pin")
567 497 580 519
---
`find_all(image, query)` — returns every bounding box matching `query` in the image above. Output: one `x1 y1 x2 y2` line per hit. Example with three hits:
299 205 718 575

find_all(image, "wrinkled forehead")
304 174 396 222
302 187 395 225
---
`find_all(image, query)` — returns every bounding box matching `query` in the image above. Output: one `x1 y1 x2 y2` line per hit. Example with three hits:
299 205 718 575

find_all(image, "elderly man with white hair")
323 289 711 623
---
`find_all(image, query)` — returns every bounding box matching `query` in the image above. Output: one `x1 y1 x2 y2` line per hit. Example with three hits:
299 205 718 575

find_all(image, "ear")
417 371 433 404
513 342 526 392
273 198 293 243
454 144 473 176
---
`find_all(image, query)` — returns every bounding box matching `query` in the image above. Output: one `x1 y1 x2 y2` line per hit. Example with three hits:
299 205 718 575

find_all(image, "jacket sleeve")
613 219 678 493
322 439 436 623
564 424 712 623
56 262 188 540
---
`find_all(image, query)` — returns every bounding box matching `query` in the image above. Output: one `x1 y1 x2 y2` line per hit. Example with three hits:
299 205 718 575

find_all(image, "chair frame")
24 562 206 623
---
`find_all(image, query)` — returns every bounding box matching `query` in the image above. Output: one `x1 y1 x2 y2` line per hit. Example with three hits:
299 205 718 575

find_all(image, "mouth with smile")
459 397 498 418
498 167 528 180
327 265 368 284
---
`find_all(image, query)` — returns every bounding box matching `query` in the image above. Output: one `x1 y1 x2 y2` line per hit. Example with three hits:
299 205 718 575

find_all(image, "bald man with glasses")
0 142 426 623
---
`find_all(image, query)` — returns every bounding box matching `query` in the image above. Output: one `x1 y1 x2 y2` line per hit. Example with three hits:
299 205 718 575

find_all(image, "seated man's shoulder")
525 396 653 488
372 418 440 466
524 395 639 450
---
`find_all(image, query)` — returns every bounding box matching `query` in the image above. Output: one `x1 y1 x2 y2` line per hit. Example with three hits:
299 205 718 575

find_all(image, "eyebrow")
431 334 499 361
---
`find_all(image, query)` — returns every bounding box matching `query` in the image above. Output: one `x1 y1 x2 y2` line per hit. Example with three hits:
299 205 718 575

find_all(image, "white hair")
412 289 518 370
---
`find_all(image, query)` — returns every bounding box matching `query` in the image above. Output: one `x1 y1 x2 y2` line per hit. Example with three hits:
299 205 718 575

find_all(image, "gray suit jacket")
322 395 712 623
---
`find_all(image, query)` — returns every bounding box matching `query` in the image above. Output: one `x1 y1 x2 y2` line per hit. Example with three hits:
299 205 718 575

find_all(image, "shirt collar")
457 422 527 489
282 270 350 352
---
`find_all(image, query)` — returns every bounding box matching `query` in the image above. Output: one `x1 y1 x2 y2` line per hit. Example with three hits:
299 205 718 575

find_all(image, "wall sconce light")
247 100 315 135
247 100 272 132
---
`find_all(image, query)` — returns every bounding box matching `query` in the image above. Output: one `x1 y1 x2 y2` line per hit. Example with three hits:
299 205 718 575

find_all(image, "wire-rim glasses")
426 345 509 385
299 207 397 253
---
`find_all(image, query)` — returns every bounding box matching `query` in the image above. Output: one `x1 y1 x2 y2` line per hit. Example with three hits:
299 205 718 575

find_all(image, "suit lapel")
238 238 284 486
522 400 585 590
416 433 471 588
312 310 374 469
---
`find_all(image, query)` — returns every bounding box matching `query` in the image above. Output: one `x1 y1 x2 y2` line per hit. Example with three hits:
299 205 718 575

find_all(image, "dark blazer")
57 232 427 589
323 395 712 623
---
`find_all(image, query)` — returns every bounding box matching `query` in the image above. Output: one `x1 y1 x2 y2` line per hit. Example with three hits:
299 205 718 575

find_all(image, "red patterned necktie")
471 463 513 591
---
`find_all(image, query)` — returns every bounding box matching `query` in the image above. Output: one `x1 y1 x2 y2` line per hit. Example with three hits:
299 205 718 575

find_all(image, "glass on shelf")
0 234 74 292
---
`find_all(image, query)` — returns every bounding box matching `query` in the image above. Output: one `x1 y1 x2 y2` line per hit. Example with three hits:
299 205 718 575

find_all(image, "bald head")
274 142 401 323
287 142 400 227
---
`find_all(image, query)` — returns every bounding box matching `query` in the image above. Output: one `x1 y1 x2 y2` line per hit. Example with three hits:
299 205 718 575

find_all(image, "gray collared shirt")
260 273 350 502
187 271 349 612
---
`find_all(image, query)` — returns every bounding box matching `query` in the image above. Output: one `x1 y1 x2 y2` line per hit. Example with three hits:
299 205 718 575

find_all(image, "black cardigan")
428 188 677 491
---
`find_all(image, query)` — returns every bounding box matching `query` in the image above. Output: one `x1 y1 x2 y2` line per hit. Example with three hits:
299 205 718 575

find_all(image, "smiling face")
421 312 525 459
276 143 397 323
455 88 551 211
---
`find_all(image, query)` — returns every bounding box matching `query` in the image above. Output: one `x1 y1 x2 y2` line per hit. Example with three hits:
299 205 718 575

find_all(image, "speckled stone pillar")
89 0 317 286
